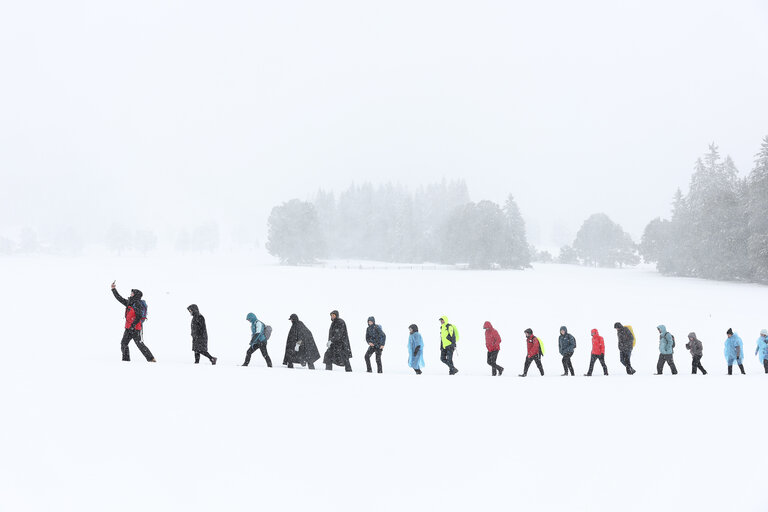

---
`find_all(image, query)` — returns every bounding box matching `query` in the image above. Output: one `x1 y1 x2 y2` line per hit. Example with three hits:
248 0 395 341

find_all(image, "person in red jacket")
519 328 544 377
483 321 504 376
585 328 608 376
111 281 156 362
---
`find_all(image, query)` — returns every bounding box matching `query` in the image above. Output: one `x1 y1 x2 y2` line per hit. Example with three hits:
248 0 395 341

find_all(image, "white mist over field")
1 254 766 511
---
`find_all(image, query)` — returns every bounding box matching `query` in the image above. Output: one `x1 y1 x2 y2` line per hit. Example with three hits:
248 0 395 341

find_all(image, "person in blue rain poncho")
408 324 425 375
755 329 768 374
724 328 745 375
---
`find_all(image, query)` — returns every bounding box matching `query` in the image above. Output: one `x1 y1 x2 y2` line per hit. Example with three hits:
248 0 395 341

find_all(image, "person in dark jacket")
364 316 386 373
188 304 216 365
519 328 544 377
558 326 576 376
111 281 156 362
324 310 353 371
283 314 320 369
614 322 636 375
484 321 504 376
685 332 707 375
585 328 608 376
242 312 271 367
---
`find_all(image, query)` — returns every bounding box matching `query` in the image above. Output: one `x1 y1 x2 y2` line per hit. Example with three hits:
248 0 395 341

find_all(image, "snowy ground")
1 254 766 511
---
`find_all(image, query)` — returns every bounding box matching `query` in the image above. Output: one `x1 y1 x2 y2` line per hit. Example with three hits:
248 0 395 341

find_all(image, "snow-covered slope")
1 255 765 511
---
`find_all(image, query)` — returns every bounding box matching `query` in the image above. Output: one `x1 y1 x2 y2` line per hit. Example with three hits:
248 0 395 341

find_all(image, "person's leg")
307 361 315 370
656 354 665 374
259 344 272 367
567 356 575 376
534 354 544 375
561 356 569 376
446 347 457 373
668 355 678 375
728 364 733 375
134 330 155 362
375 347 382 373
344 358 352 372
599 355 608 375
440 348 449 370
738 363 746 374
586 354 596 376
764 359 768 374
691 356 698 374
488 351 496 376
521 356 532 376
414 368 422 375
364 346 374 372
195 352 201 364
243 346 256 366
120 330 132 361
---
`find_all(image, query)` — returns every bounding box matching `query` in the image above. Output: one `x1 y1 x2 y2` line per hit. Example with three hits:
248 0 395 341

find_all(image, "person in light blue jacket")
654 325 678 375
242 313 272 367
408 324 425 375
724 328 745 375
755 329 768 374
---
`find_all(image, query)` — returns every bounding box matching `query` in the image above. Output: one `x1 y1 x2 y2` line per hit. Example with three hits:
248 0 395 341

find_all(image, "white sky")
2 0 767 245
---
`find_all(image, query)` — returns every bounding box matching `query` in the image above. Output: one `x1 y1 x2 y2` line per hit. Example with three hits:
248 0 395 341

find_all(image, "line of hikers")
111 282 768 376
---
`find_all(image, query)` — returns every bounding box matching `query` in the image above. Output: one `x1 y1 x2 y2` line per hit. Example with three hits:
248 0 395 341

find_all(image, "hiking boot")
584 373 592 376
561 372 568 376
211 357 217 365
498 367 504 376
518 374 526 377
449 368 459 375
149 358 156 363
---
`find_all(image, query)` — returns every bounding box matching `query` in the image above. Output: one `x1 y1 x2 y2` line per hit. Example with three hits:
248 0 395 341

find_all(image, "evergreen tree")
747 135 768 282
573 213 639 268
266 200 324 264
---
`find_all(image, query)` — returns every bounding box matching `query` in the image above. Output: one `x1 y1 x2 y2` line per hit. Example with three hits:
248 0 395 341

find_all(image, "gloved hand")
294 343 300 352
327 340 332 348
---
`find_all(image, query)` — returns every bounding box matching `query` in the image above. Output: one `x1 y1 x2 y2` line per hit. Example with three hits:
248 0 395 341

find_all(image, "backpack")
538 338 545 356
670 333 676 349
379 325 386 345
446 323 459 346
626 325 636 348
264 325 272 341
136 300 148 323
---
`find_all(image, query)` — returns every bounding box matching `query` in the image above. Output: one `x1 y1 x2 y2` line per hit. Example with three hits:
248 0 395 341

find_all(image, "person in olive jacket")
558 326 576 376
188 304 217 365
685 332 707 375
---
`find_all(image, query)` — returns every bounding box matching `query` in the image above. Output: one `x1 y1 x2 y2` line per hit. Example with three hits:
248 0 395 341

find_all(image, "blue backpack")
136 300 148 322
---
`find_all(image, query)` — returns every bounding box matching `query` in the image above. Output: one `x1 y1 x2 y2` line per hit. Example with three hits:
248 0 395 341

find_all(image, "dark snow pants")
691 355 706 374
656 354 678 374
586 354 608 375
244 343 272 367
120 328 154 362
561 354 575 375
522 354 544 376
487 350 503 376
440 346 457 373
764 359 768 374
619 350 635 374
364 346 383 373
195 351 215 363
727 364 746 375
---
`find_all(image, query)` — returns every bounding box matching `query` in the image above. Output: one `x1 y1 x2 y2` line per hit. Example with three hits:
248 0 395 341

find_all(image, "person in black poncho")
283 314 320 369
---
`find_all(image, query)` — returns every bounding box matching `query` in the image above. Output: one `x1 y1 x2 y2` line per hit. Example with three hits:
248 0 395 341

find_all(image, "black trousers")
587 354 608 375
764 359 768 374
522 354 544 376
365 346 383 373
195 351 214 363
244 343 272 367
619 350 634 374
561 354 575 375
440 346 457 372
691 355 706 374
487 350 503 375
657 354 678 374
120 329 154 362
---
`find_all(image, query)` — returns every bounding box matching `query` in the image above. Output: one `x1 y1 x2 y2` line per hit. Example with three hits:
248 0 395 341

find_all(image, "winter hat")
760 329 768 336
727 328 733 335
409 324 418 333
524 328 533 335
614 322 622 329
367 316 375 324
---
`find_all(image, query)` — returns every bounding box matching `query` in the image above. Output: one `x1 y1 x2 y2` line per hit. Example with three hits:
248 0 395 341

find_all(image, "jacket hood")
188 304 199 315
591 328 599 336
367 316 375 324
246 312 257 323
524 328 533 336
657 325 667 335
483 321 493 329
289 313 299 323
560 326 568 334
440 315 449 325
129 289 143 303
688 332 698 341
330 310 340 320
409 324 419 333
614 322 623 329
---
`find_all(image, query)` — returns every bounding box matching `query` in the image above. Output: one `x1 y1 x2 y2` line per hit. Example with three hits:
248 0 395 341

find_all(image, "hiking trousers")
244 343 272 367
365 346 383 373
656 354 678 374
121 328 154 362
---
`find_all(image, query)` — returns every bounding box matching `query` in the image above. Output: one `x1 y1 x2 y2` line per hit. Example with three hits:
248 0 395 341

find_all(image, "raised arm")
111 287 128 306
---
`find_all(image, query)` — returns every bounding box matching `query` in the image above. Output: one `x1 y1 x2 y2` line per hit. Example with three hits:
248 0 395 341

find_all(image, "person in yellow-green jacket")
439 316 459 375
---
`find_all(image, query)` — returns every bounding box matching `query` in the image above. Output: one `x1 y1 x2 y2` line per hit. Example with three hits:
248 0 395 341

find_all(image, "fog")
2 0 767 247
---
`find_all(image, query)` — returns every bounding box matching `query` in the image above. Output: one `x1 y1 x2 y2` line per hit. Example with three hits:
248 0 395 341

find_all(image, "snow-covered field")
1 254 766 511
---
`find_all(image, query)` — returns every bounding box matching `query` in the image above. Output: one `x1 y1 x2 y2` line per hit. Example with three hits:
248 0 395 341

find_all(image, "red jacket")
526 335 540 357
125 306 143 331
591 329 604 355
484 321 501 351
